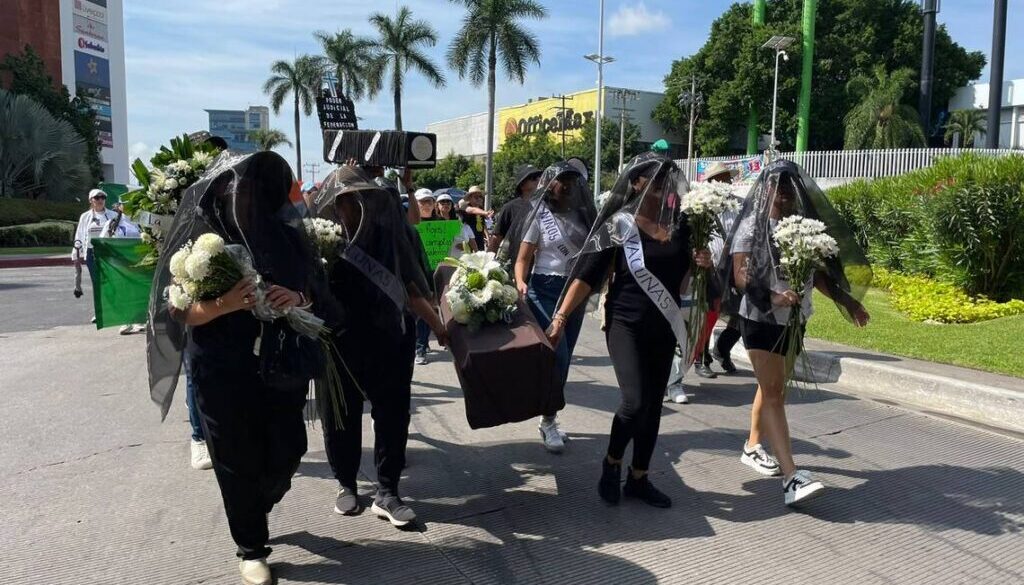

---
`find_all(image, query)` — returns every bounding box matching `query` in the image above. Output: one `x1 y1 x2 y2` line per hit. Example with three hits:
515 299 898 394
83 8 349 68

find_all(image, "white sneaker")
666 384 689 404
741 442 782 476
539 419 565 453
239 558 272 585
119 324 131 335
783 470 825 506
190 439 213 470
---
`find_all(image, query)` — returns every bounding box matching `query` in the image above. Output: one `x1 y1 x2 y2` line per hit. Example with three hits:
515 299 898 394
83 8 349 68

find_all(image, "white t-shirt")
522 207 588 277
449 223 476 258
73 209 118 259
730 216 814 324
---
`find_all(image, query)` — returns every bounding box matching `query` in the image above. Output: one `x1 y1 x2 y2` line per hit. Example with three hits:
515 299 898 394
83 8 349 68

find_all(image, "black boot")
623 469 672 508
598 458 622 505
712 347 737 374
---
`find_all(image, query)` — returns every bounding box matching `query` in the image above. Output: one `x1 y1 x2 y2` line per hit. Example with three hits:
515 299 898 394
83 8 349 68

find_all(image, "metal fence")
677 148 1019 185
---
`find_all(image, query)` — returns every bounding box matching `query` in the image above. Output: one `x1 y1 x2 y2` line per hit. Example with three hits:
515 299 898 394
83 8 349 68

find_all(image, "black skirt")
740 317 804 356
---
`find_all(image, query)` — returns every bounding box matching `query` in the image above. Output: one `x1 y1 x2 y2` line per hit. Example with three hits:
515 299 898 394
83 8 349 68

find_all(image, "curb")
728 341 1024 435
0 256 72 269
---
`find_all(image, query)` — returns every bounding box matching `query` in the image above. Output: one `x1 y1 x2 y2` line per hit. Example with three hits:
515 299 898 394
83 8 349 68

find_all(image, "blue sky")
124 0 1023 179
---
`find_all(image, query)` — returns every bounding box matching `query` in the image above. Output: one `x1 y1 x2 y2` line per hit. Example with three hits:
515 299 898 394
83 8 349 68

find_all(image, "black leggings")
605 314 677 471
323 319 416 496
192 356 308 560
715 315 742 356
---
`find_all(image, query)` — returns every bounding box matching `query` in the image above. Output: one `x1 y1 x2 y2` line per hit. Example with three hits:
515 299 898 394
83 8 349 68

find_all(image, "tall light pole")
919 0 940 137
610 88 639 170
585 0 613 200
678 73 703 163
762 35 795 158
748 0 767 154
986 0 1008 149
795 0 817 153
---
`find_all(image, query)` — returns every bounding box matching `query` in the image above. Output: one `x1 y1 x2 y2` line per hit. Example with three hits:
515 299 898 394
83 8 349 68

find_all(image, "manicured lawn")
806 289 1024 378
0 246 68 256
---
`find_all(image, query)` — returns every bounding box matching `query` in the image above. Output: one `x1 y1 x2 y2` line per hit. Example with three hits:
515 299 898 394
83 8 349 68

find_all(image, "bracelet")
215 296 224 308
552 311 567 324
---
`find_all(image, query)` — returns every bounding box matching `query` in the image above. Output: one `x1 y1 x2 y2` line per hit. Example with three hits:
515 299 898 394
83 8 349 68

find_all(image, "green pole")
796 0 817 153
747 0 767 155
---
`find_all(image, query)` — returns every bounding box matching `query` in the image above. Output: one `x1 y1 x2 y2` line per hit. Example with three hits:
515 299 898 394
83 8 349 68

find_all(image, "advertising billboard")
497 89 599 148
73 0 108 23
74 50 113 147
73 14 108 42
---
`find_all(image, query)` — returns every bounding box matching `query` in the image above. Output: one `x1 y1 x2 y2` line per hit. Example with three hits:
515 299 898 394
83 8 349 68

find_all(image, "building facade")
1 0 129 184
206 106 269 153
427 87 682 159
948 79 1024 149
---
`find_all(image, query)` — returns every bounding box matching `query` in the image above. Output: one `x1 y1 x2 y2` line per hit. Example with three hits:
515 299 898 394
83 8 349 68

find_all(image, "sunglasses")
92 195 107 200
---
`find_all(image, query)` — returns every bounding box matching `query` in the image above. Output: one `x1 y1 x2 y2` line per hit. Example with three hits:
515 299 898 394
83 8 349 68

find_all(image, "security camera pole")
762 35 795 160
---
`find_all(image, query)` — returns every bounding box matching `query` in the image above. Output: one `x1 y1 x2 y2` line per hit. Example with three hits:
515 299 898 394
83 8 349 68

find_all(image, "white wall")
427 112 492 159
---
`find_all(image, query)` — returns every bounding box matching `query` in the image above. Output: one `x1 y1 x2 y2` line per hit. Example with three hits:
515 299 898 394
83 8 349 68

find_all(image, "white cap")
436 193 453 203
414 188 435 201
88 188 107 200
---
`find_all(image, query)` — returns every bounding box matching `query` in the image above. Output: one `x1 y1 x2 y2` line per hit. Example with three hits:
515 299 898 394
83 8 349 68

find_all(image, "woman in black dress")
147 151 325 585
547 153 712 508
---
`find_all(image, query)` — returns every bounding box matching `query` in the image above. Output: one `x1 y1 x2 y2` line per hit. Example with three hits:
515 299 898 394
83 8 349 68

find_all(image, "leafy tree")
247 128 292 151
367 6 446 131
313 29 379 101
944 109 986 147
414 153 479 190
653 0 985 155
1 45 102 185
0 89 92 200
263 55 320 181
447 0 547 202
844 66 925 149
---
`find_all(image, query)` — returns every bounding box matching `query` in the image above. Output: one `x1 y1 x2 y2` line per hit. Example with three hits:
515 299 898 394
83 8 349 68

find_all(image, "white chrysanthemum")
164 178 179 192
461 251 501 274
169 247 191 278
192 151 214 167
167 284 192 310
185 249 213 281
194 233 225 255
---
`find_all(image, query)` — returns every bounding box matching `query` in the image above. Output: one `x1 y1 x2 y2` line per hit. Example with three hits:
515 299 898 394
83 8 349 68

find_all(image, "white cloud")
609 2 671 37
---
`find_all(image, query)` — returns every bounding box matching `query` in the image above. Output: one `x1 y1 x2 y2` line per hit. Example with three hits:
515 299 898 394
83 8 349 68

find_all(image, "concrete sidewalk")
2 318 1022 585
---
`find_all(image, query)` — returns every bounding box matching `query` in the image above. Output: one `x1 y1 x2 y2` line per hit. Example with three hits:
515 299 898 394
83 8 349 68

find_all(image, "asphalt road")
0 265 95 333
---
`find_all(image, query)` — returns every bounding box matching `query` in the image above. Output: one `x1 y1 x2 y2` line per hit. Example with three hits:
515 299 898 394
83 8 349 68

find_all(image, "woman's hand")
546 318 565 348
771 289 800 307
850 302 871 327
517 280 530 299
432 323 450 348
219 277 256 313
266 285 302 311
693 248 713 269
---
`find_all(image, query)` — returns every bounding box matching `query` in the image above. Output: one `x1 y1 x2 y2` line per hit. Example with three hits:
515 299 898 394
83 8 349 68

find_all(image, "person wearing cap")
72 189 119 316
413 188 439 365
459 185 493 249
435 192 478 257
651 139 670 155
487 164 542 260
665 161 741 404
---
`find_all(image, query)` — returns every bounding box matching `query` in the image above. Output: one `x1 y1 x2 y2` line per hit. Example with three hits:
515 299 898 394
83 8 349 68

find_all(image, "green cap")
651 139 669 153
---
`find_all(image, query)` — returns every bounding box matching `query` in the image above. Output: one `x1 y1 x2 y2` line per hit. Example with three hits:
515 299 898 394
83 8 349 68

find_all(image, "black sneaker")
333 485 361 515
694 362 717 379
598 458 622 505
623 469 672 508
371 494 417 527
712 347 737 374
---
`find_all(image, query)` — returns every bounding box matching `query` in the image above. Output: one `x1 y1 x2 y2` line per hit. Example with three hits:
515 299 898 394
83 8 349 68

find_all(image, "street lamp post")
762 35 795 160
677 73 703 164
584 0 613 200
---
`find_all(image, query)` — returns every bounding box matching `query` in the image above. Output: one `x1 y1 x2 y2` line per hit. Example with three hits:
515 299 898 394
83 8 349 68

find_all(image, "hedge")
873 269 1024 324
829 153 1024 301
0 220 75 247
0 198 85 227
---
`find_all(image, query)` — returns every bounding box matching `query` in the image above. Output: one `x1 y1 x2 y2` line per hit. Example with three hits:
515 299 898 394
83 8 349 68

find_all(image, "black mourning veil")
718 159 871 323
147 151 324 419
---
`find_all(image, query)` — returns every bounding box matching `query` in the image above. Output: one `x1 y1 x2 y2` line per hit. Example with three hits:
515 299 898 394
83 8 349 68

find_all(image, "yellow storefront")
497 89 600 148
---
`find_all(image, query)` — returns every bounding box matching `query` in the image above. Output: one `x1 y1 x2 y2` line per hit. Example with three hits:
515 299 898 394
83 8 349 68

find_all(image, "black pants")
323 319 416 496
714 315 742 358
605 313 677 471
192 356 308 560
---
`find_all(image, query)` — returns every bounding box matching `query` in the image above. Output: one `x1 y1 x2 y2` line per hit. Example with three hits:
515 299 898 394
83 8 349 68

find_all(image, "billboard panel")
73 14 108 42
73 0 108 23
497 90 599 148
76 35 108 57
74 51 113 148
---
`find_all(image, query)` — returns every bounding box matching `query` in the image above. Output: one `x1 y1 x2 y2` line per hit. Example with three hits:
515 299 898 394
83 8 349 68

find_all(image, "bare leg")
747 387 765 447
746 349 795 477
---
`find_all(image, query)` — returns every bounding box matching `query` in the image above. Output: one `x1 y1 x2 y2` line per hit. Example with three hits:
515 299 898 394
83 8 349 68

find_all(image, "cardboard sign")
316 96 358 131
415 220 464 270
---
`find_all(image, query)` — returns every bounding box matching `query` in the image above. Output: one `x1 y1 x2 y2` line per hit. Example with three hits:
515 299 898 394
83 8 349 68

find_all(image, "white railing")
677 148 1019 186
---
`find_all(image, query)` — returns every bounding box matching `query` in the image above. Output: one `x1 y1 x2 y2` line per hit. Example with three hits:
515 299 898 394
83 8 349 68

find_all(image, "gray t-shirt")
523 208 588 277
730 216 813 324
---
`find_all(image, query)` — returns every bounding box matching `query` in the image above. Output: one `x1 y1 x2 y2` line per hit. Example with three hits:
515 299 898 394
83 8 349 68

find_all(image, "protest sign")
415 220 463 270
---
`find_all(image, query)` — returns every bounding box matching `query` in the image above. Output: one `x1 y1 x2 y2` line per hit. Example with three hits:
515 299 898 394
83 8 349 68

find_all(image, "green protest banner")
91 238 155 329
415 220 464 270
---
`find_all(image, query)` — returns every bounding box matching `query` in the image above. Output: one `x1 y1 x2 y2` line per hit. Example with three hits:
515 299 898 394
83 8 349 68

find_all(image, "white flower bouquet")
679 182 741 358
442 251 519 330
772 215 839 377
303 218 345 264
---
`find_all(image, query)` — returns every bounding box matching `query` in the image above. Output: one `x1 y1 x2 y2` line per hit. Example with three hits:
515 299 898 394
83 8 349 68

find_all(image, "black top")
576 222 692 324
188 310 261 363
494 197 531 237
462 211 487 249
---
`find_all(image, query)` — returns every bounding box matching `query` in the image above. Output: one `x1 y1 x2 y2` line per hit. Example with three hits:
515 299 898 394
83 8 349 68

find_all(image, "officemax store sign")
497 90 599 147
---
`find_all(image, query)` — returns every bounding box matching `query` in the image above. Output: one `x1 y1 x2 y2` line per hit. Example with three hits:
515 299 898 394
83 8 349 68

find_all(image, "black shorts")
740 317 804 356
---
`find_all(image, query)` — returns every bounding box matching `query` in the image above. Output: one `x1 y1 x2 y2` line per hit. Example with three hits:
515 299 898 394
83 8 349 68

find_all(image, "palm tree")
248 128 292 152
844 65 926 150
944 109 987 148
314 29 380 101
448 0 546 203
367 6 446 131
263 55 320 181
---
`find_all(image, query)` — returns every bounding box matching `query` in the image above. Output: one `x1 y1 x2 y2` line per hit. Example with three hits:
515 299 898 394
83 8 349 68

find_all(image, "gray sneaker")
334 485 361 515
371 494 417 528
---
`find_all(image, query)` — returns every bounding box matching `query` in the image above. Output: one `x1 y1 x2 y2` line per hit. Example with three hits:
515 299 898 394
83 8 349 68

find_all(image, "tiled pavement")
2 319 1022 584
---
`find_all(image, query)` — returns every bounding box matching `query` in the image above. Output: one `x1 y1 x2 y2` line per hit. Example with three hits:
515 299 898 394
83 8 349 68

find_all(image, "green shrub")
0 198 84 227
873 268 1024 323
828 153 1024 299
0 220 75 247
